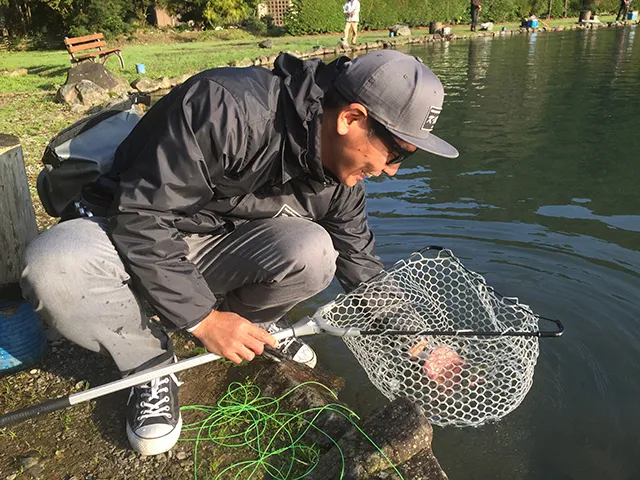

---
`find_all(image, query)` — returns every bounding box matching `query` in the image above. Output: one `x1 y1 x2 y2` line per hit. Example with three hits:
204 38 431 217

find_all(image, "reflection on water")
304 26 640 480
537 203 640 233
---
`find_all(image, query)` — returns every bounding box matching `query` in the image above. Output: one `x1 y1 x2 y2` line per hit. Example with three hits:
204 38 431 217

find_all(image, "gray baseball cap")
334 50 459 159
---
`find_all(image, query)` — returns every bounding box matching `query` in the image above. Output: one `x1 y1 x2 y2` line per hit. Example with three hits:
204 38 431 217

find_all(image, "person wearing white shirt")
343 0 361 45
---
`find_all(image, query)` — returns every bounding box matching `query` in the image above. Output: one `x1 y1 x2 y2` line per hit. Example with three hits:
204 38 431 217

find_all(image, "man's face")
321 104 417 187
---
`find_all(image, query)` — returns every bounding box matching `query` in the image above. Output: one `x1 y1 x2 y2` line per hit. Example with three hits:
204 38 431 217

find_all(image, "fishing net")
315 247 541 427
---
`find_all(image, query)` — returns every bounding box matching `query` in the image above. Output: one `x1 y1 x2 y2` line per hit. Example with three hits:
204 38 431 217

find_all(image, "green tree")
0 0 37 36
130 0 155 22
160 0 206 25
0 0 151 41
68 0 129 37
162 0 253 27
203 0 250 26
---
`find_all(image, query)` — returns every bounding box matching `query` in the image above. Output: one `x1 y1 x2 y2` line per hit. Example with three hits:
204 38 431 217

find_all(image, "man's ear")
336 103 369 136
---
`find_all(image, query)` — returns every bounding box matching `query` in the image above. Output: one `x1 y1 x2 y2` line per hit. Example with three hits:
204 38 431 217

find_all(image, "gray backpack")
37 95 148 220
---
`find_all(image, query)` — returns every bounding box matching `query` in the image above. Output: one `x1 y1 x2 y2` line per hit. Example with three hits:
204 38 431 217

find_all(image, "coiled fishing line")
180 381 405 480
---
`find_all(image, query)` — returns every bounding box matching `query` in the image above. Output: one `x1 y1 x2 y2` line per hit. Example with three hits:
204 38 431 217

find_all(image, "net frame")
315 247 545 427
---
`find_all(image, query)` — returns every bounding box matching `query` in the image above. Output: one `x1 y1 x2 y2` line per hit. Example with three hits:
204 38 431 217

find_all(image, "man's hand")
190 310 277 364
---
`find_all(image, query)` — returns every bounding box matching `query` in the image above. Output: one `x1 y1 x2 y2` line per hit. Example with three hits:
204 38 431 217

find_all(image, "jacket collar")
273 53 350 187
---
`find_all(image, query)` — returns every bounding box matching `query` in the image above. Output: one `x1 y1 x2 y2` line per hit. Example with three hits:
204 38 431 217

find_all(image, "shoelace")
136 373 182 421
267 322 297 354
277 336 297 354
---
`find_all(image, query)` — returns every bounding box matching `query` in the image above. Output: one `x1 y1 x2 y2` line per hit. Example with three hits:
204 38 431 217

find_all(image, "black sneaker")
126 372 182 455
266 317 317 368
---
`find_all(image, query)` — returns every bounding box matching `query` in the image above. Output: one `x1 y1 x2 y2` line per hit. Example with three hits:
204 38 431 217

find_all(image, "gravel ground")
0 333 261 480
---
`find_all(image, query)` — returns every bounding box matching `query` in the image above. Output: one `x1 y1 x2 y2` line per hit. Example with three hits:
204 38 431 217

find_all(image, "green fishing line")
180 381 406 480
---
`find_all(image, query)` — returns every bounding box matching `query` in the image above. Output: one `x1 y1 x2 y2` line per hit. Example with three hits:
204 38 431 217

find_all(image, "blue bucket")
136 63 146 74
0 283 47 373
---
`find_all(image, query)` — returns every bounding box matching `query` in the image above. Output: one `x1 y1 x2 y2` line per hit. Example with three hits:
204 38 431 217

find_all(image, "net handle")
301 315 564 338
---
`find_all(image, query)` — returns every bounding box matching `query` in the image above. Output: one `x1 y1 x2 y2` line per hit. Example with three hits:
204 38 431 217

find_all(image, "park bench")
64 33 124 69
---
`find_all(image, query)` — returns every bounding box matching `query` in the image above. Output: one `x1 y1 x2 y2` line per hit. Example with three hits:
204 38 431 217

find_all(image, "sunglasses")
370 120 417 165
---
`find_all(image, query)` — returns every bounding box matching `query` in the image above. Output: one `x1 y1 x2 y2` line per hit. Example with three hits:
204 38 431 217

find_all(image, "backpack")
37 94 149 221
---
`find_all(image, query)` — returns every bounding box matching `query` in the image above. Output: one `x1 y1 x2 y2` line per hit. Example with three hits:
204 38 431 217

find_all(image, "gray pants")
21 217 337 373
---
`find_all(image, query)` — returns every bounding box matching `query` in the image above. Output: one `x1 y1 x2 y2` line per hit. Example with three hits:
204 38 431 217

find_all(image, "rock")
157 76 173 90
26 463 45 478
392 449 448 480
64 62 130 96
70 103 89 113
19 456 39 470
0 68 28 77
73 380 87 390
389 24 411 36
56 80 110 108
169 73 192 87
75 81 110 106
310 397 446 479
56 84 78 104
230 57 253 67
56 62 131 108
250 360 352 450
258 39 273 49
131 77 168 93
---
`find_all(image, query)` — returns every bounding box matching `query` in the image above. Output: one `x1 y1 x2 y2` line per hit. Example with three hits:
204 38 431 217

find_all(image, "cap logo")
421 106 442 132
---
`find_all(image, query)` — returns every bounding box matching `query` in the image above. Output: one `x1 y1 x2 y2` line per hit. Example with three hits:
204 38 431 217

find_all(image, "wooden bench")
64 33 124 69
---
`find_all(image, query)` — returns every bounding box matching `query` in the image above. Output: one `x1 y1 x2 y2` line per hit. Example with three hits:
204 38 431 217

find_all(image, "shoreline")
247 19 640 68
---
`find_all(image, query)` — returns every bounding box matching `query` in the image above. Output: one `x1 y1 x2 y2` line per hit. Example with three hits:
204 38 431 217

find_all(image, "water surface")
304 27 640 480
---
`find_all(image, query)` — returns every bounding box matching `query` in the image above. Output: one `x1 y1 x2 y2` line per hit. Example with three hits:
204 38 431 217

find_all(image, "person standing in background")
470 0 482 32
343 0 361 45
616 0 632 21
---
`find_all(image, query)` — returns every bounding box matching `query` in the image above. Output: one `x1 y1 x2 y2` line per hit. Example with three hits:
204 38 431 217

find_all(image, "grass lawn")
0 27 438 93
0 14 618 230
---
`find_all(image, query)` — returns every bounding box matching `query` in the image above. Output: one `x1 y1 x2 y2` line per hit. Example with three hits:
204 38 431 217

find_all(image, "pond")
303 26 640 479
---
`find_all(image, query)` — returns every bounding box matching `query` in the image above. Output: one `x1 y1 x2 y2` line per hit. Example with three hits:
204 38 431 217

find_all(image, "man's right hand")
190 310 277 364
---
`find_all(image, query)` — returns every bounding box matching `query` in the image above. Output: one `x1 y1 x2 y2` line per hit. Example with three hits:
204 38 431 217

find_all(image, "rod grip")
0 397 71 428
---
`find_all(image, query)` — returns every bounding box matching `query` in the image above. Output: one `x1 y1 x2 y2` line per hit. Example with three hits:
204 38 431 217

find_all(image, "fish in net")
314 247 545 427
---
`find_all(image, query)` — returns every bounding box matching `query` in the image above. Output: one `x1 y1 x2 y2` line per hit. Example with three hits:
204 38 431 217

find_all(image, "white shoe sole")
126 414 182 456
293 347 317 369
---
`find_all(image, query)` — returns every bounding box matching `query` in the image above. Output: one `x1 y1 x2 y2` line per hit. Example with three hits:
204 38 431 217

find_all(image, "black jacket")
108 54 384 330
